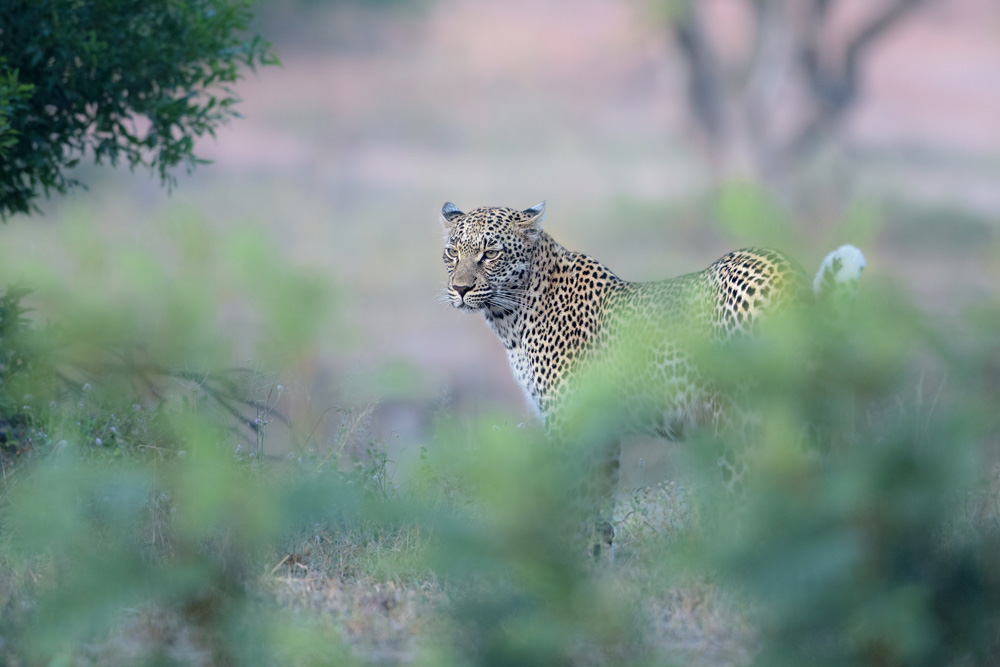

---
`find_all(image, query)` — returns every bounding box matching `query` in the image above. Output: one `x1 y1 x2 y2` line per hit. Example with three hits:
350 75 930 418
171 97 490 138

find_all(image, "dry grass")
2 2 998 664
68 480 760 664
255 481 756 665
266 568 442 663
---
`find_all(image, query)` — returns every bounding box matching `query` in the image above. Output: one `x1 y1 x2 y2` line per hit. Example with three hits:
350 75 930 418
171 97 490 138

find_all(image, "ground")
1 0 998 663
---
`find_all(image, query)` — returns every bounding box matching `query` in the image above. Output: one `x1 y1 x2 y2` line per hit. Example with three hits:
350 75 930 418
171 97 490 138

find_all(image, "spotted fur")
440 201 864 554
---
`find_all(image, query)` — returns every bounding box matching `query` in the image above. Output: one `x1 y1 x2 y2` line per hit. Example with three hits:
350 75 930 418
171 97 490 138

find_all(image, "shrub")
0 286 35 453
687 282 1000 667
0 0 278 220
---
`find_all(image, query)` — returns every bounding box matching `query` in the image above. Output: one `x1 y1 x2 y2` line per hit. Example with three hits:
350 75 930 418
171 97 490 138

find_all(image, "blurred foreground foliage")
693 280 1000 667
0 204 999 665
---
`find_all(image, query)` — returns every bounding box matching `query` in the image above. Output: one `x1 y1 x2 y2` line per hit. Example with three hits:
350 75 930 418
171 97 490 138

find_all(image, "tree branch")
790 0 927 157
672 4 724 138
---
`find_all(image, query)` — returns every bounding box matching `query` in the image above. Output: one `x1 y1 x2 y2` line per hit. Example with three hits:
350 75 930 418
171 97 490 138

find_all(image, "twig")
269 553 290 576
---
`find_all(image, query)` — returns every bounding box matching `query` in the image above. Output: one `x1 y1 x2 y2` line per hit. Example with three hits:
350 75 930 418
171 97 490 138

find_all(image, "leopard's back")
440 202 858 440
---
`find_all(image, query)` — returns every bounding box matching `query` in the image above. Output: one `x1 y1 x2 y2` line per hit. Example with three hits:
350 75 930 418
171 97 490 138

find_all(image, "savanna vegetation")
1 0 998 665
0 0 278 220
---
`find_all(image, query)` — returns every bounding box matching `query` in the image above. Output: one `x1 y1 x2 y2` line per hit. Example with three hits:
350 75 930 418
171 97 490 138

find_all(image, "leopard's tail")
812 245 866 317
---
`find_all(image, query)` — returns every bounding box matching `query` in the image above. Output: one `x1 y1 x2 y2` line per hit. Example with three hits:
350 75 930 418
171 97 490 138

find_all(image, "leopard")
440 200 865 556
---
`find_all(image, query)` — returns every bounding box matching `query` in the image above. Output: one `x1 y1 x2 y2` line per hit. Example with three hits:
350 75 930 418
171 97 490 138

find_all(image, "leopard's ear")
516 201 546 237
441 202 464 230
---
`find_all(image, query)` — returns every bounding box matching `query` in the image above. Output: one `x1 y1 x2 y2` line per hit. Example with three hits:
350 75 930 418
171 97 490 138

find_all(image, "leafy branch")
0 0 279 220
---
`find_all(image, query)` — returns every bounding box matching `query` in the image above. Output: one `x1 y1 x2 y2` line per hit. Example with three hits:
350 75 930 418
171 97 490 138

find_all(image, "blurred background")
4 0 998 461
3 3 1000 663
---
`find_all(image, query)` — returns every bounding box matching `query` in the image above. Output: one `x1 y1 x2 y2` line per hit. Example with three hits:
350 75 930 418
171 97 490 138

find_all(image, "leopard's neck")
482 232 570 348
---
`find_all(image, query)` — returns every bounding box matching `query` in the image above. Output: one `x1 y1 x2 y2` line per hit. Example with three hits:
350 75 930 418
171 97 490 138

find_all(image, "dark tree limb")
663 0 929 188
672 3 725 138
789 0 927 158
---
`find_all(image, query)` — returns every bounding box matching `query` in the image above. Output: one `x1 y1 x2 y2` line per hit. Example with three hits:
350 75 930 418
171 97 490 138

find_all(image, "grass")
1 119 999 663
0 198 999 665
19 164 1000 666
1 0 997 659
0 348 753 666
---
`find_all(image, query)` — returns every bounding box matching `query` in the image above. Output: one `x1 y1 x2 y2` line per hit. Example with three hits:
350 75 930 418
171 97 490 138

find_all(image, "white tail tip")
813 244 866 296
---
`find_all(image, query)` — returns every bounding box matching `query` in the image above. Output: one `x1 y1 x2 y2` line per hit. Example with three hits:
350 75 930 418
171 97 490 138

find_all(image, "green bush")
0 209 346 663
0 286 36 453
1 203 999 665
0 0 278 220
683 282 1000 666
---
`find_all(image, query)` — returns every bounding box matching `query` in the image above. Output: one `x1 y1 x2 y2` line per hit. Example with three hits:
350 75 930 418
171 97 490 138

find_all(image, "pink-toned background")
8 0 999 457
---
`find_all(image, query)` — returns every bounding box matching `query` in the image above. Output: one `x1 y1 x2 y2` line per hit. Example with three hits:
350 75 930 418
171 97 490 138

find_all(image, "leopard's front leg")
566 437 621 562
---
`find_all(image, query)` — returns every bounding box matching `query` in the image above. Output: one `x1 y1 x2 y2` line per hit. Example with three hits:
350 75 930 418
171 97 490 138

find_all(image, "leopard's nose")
453 284 473 298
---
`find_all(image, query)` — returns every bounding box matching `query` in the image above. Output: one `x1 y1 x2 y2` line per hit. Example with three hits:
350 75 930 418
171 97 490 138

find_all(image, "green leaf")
0 0 278 221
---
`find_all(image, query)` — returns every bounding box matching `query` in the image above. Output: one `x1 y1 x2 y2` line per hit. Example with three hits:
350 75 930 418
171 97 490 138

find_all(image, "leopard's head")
440 201 545 313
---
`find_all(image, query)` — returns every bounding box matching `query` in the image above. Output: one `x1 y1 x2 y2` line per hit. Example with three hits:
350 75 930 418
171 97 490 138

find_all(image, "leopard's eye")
482 249 501 261
443 247 458 260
